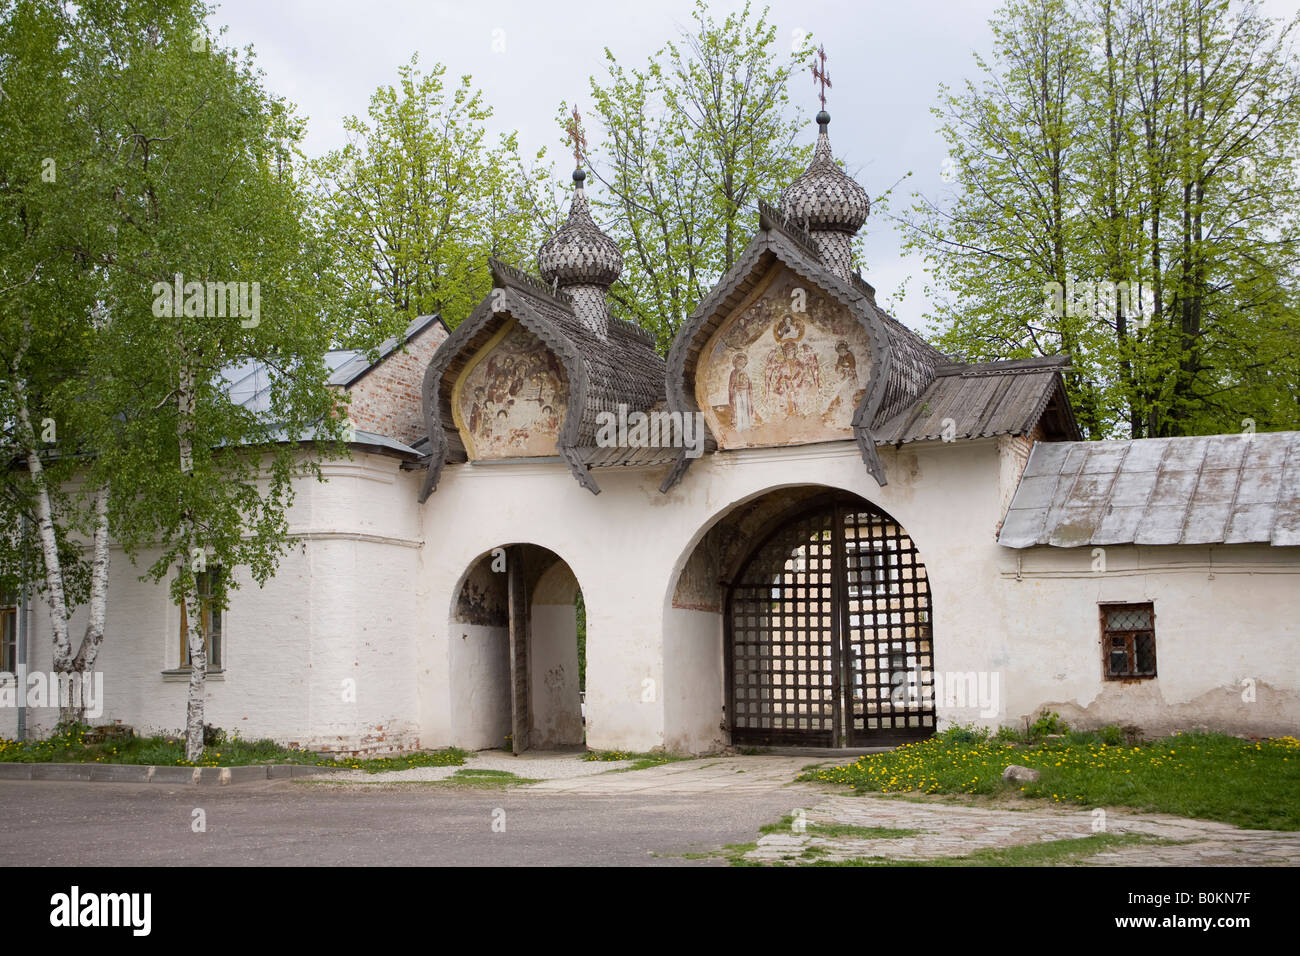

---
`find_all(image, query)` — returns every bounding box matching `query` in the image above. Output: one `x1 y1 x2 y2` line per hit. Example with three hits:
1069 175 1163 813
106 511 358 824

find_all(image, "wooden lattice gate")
725 495 936 747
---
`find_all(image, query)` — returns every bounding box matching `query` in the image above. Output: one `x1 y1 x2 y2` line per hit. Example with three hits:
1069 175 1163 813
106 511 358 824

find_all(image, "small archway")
667 486 936 750
450 545 585 753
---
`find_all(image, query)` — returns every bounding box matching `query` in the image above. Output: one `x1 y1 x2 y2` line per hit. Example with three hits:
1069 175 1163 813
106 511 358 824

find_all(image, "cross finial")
565 106 586 170
811 45 831 111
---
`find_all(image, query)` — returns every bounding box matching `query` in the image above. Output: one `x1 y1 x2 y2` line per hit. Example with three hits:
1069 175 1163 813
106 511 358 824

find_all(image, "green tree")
312 56 558 341
0 0 110 707
2 0 365 757
906 0 1300 438
578 0 814 350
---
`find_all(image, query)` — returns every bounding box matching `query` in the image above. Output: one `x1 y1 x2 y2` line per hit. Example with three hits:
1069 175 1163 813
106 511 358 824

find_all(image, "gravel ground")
318 749 636 783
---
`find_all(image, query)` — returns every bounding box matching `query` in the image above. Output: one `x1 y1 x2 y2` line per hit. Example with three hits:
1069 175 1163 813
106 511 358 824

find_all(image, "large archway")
726 491 936 747
449 544 585 753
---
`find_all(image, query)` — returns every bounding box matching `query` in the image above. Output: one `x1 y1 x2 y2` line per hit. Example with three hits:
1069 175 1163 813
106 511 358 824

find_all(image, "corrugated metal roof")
999 431 1300 548
872 356 1078 445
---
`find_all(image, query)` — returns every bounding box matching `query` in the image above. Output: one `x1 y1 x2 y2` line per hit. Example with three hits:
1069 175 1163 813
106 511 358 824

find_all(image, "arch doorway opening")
727 492 936 747
450 545 585 754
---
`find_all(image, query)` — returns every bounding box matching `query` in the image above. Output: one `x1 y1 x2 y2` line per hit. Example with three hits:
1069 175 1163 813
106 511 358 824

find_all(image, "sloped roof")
218 317 441 456
998 431 1300 548
873 355 1082 445
326 314 446 387
419 259 666 500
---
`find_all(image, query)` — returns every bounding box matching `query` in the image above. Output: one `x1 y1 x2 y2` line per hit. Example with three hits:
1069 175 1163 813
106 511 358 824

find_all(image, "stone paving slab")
745 793 1300 866
520 755 813 794
315 749 637 784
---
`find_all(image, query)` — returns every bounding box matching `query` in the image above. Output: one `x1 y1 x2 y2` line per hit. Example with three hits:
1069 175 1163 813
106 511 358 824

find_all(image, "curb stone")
0 762 339 785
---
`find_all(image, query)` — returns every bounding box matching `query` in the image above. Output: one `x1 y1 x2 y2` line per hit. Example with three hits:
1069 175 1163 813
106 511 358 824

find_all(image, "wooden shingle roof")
419 259 665 500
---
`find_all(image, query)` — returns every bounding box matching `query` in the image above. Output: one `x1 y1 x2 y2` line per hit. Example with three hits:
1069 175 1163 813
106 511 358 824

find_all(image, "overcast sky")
208 0 1300 334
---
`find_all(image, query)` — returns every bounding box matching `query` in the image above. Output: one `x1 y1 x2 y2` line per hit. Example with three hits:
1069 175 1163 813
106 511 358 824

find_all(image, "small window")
179 568 223 669
1101 602 1156 679
1 593 16 673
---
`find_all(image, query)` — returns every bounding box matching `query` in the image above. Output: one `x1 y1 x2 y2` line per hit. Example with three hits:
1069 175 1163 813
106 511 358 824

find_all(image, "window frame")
1099 601 1157 681
178 567 223 671
1 594 16 674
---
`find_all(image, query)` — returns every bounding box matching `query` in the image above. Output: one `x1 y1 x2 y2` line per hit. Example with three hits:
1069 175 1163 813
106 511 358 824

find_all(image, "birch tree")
579 0 814 350
4 0 360 757
70 0 352 760
0 0 111 717
905 0 1300 437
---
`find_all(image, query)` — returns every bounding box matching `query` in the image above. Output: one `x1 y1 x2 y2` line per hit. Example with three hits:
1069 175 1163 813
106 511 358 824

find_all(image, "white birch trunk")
10 362 74 678
178 355 207 762
72 485 111 678
9 318 112 724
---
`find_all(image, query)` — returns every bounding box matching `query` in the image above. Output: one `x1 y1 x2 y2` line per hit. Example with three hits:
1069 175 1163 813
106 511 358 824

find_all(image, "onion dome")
779 112 869 234
538 169 623 289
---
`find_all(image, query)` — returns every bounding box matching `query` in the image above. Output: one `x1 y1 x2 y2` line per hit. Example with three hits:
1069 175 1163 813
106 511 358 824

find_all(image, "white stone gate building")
4 112 1297 754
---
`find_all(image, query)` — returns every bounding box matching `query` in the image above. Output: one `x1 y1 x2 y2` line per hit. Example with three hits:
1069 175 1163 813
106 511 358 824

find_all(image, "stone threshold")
0 763 340 785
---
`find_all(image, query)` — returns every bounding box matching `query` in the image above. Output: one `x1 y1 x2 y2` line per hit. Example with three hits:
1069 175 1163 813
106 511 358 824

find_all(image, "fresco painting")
456 320 568 459
696 268 872 448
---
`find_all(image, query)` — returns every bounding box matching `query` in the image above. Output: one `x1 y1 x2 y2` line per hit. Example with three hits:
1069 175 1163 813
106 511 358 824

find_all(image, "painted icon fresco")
455 319 568 459
696 266 872 448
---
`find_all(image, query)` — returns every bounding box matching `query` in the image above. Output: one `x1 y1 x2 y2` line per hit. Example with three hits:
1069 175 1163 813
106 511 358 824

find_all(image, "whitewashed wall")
9 436 1297 754
421 436 1300 752
2 450 427 754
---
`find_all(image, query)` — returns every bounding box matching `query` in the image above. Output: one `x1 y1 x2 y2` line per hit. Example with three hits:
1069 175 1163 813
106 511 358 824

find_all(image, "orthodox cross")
811 46 831 110
565 106 586 168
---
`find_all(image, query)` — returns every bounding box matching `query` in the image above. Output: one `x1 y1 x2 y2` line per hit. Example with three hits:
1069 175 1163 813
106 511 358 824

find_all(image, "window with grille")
1101 602 1156 679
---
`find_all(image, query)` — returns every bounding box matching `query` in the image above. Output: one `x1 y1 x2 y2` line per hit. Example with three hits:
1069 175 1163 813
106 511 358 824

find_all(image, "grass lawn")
0 724 467 773
798 730 1300 830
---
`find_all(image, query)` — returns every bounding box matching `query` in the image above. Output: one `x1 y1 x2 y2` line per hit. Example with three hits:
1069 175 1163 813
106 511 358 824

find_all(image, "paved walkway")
746 793 1300 866
492 752 1299 865
520 755 812 794
323 749 635 783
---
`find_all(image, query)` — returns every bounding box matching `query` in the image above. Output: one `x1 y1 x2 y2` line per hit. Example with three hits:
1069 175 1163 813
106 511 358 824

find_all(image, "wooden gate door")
725 495 936 748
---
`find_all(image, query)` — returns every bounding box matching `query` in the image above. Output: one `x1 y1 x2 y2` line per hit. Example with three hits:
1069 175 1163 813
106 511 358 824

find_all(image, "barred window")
1101 602 1156 679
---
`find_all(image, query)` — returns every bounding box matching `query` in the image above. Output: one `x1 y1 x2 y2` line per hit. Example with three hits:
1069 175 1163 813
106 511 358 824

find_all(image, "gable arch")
420 281 592 501
662 215 942 491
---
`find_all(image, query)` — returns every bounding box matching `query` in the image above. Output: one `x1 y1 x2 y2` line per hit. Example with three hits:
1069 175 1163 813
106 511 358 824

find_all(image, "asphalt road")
0 779 803 866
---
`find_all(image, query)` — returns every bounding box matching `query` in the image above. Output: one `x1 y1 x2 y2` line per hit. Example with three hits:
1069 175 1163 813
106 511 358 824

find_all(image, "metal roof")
216 318 440 458
872 356 1080 445
326 314 445 387
221 351 359 415
998 431 1300 548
